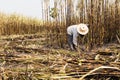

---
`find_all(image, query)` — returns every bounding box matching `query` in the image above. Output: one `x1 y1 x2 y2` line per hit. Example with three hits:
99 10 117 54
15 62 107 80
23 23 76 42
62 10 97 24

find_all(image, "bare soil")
0 34 120 80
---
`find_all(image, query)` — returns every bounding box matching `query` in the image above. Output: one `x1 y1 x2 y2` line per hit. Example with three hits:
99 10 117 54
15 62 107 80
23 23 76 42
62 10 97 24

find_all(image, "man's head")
77 23 89 35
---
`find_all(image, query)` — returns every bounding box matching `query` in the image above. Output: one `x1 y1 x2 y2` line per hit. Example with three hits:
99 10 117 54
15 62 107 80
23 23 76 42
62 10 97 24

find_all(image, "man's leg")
73 44 77 51
68 34 74 51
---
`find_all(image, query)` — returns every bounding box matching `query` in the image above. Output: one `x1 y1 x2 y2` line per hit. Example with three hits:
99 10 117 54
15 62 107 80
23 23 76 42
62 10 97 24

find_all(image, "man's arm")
73 32 78 46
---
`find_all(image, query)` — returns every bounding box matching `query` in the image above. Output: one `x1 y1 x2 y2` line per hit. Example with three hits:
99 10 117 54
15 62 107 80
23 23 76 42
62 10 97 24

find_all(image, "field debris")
0 34 120 80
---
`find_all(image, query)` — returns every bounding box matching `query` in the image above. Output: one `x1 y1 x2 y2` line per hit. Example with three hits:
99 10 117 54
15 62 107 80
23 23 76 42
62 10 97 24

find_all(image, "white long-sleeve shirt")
67 25 78 46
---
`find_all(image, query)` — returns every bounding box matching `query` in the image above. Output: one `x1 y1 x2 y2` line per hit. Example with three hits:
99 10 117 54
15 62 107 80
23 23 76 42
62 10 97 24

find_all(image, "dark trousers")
67 34 77 51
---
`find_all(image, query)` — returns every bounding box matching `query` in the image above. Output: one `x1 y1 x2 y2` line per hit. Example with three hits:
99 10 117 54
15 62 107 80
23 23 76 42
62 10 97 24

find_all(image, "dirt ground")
0 34 120 80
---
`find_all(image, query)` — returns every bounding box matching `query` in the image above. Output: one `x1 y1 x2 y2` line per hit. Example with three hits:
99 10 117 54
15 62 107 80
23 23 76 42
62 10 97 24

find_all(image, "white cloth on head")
67 25 78 46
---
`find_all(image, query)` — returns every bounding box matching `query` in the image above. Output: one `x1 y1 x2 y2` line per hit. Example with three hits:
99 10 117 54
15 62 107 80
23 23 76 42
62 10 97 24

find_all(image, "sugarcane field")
0 0 120 80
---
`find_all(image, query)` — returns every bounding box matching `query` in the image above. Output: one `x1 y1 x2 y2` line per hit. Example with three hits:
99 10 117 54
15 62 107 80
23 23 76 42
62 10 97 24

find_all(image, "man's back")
67 25 78 35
